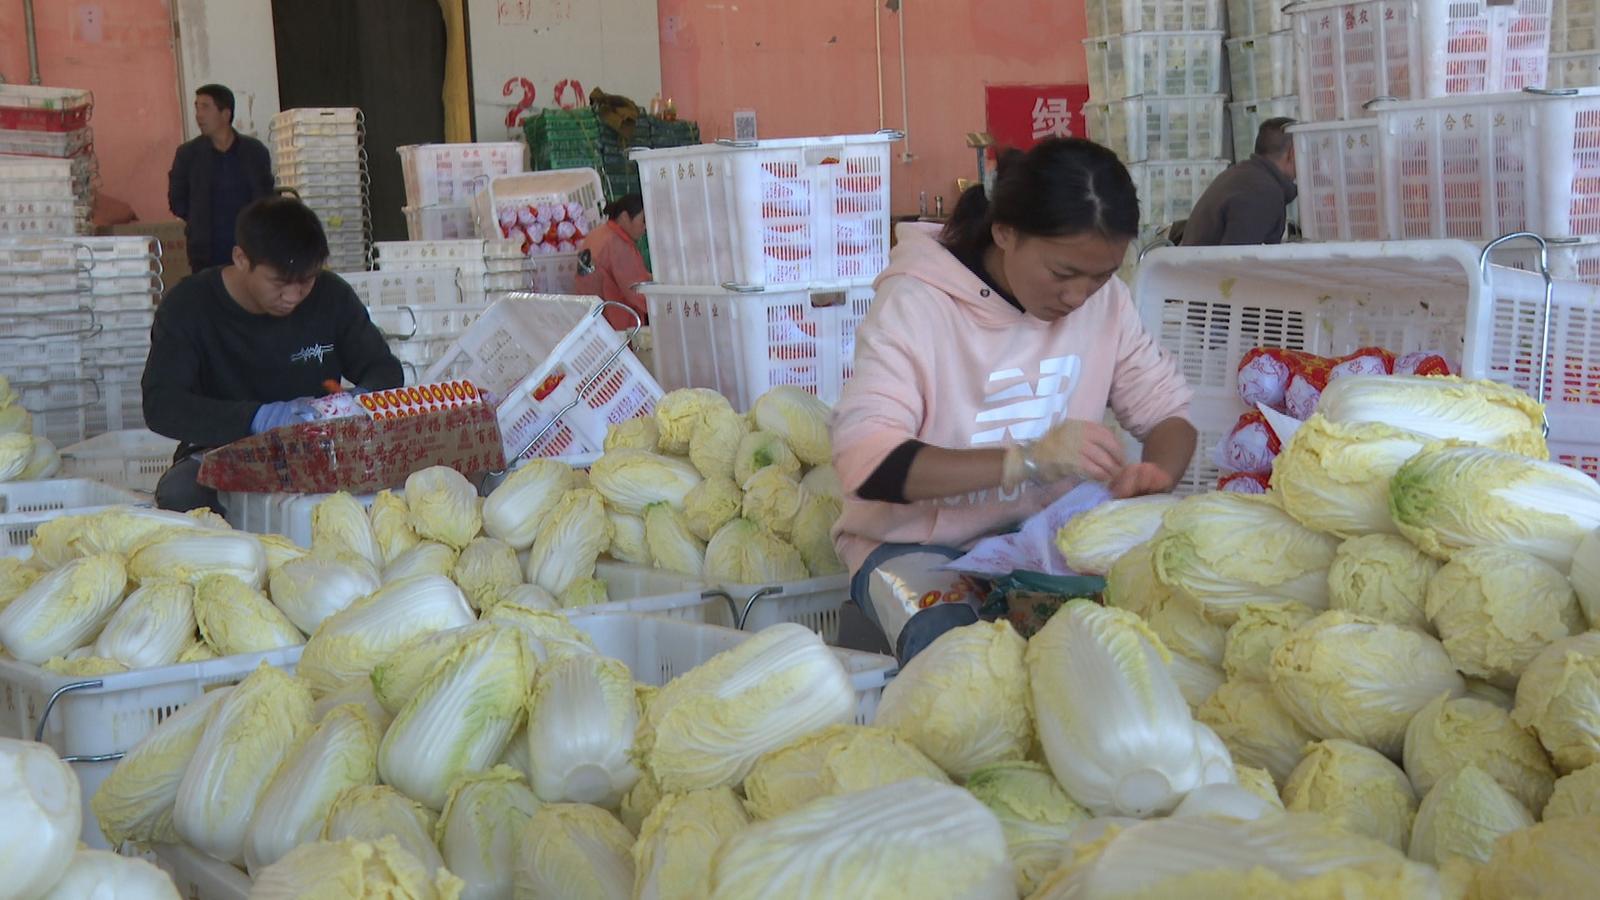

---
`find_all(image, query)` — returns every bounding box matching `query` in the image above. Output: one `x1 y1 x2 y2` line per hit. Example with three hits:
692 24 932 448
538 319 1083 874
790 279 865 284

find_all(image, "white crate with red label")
399 141 526 207
1290 118 1383 241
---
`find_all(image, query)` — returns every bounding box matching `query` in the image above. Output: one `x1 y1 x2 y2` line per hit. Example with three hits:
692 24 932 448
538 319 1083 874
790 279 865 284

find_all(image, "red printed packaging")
1218 411 1282 474
1219 471 1271 494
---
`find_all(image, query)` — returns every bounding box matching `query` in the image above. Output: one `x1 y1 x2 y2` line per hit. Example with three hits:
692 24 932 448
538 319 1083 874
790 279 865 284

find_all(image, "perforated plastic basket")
1554 0 1600 53
1229 96 1300 162
59 430 176 493
342 267 463 308
1 646 302 848
402 204 477 241
1127 159 1229 230
470 168 604 254
1083 0 1223 36
706 573 852 643
1133 240 1600 488
1086 95 1227 163
420 294 662 462
633 132 897 289
1290 0 1553 121
1550 49 1600 87
399 142 527 207
0 479 145 555
1290 118 1383 241
1228 32 1298 102
0 84 92 133
1083 32 1225 100
1488 236 1600 286
1229 0 1291 35
641 281 873 411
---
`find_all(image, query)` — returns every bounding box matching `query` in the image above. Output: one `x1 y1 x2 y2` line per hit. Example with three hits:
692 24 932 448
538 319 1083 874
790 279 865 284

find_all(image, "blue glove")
251 398 317 434
346 385 371 396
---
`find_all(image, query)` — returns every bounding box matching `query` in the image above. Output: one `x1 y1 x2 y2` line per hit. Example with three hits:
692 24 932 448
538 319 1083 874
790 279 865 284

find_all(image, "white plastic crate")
368 302 489 343
274 161 367 192
272 142 365 165
1133 240 1600 488
1229 0 1290 35
152 845 247 900
527 251 580 293
422 294 663 462
399 142 526 207
1086 95 1227 163
471 169 604 252
0 126 91 158
1128 159 1229 230
1550 49 1600 87
707 573 852 643
86 362 149 436
59 430 175 493
270 107 362 135
1553 0 1599 53
1 646 302 849
0 479 145 556
403 203 477 240
342 267 462 307
375 238 524 268
1374 89 1600 241
1489 236 1600 286
1290 118 1383 241
1292 0 1553 122
1229 96 1300 161
1084 0 1222 35
1083 32 1225 100
1228 32 1297 101
634 133 897 289
642 281 873 411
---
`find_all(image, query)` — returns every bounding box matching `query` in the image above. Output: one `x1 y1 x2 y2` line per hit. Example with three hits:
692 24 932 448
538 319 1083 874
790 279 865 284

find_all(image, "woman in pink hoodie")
833 138 1196 662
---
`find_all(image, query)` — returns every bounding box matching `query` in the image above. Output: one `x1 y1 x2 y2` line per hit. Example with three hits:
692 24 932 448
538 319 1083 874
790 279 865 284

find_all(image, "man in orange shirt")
575 193 652 329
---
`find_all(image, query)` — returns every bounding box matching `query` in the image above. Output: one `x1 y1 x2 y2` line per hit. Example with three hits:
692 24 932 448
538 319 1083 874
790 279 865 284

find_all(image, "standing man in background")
1180 117 1298 247
168 84 276 274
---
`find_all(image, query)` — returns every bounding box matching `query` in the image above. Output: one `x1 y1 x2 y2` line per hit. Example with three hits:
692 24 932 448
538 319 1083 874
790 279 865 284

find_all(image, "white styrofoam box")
1227 31 1297 101
641 281 873 411
1128 159 1229 229
422 294 662 462
1084 0 1222 36
1 645 299 849
471 168 605 253
1488 236 1600 286
0 126 92 158
403 203 478 241
399 141 527 207
1083 32 1225 100
1228 0 1290 35
1290 118 1383 241
1553 0 1598 53
1292 0 1553 122
0 479 146 556
60 430 175 493
1229 96 1300 161
1374 88 1600 241
1086 95 1228 163
634 133 897 289
343 267 463 307
1551 49 1600 87
1134 241 1600 488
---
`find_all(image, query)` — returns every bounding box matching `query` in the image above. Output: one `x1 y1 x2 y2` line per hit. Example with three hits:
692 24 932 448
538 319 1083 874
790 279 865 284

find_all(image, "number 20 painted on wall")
503 77 586 128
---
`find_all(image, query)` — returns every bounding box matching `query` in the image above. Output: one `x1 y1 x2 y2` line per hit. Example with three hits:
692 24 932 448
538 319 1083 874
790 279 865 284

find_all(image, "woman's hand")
1034 419 1126 483
1109 461 1178 499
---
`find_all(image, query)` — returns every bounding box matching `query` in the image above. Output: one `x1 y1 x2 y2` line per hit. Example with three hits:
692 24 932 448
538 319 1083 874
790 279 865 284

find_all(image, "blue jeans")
850 543 979 666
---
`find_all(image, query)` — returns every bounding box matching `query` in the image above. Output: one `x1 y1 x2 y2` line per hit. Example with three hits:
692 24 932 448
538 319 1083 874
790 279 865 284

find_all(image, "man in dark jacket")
1180 117 1298 247
143 196 403 513
168 84 276 273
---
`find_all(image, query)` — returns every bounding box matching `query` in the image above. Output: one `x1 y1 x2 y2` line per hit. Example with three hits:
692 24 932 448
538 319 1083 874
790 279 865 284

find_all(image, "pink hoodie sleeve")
830 277 931 493
1105 280 1194 440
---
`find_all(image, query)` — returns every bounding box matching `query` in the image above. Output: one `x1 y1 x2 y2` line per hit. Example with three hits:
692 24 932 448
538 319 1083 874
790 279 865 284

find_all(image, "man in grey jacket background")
168 84 276 274
1180 118 1298 247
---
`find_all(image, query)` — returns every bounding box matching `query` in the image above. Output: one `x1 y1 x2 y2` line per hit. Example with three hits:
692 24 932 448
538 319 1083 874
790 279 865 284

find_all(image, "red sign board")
984 83 1091 152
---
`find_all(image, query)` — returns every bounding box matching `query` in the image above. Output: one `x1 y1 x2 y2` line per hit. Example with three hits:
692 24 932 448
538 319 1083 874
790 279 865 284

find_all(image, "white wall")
171 0 281 139
466 0 662 141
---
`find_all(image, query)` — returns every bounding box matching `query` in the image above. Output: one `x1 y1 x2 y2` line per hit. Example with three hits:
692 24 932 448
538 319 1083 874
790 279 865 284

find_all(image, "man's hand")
1109 461 1178 499
250 399 317 434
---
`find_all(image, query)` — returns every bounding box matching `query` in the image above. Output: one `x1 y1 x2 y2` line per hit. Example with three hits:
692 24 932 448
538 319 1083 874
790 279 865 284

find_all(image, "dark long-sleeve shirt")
1179 156 1298 247
142 268 404 457
168 132 275 270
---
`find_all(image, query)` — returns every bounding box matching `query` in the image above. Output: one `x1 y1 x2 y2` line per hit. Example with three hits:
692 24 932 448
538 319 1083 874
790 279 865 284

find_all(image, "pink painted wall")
0 0 186 223
657 0 1090 215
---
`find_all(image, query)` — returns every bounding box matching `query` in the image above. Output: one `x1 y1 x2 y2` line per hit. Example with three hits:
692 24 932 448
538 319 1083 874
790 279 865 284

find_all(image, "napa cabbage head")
1318 374 1547 457
383 541 459 584
589 450 702 515
1403 693 1556 812
297 575 475 695
654 388 734 454
368 489 420 565
320 785 444 876
0 736 82 899
1542 763 1600 820
1196 679 1316 788
1328 533 1438 630
871 620 1032 778
312 492 383 567
740 467 803 537
1409 764 1534 866
1510 631 1600 773
405 467 482 550
682 476 742 543
249 836 462 900
436 766 540 900
1464 816 1600 900
195 574 305 655
632 787 749 900
129 529 267 589
688 405 749 482
1055 495 1177 576
702 518 808 585
643 502 705 578
1272 415 1428 538
0 553 128 664
269 555 381 635
741 724 948 820
1390 443 1600 569
1425 546 1585 687
38 849 182 900
244 703 381 875
791 491 843 576
514 803 635 900
92 578 195 669
481 459 574 551
1222 601 1318 684
451 538 522 611
733 431 802 485
558 577 609 609
523 489 612 595
1282 739 1417 851
606 510 651 566
965 760 1091 895
525 654 641 808
605 416 660 452
1103 540 1165 619
93 687 231 846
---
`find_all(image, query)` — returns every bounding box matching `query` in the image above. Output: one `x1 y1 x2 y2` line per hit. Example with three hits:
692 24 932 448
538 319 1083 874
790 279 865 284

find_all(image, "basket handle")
736 586 784 630
700 589 743 625
379 304 420 341
1479 231 1554 437
35 678 125 763
504 300 643 464
0 304 99 339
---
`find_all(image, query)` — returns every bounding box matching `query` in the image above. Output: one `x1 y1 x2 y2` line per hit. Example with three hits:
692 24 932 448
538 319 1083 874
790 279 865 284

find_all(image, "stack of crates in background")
471 167 603 289
524 108 702 202
1287 0 1560 259
633 133 897 410
1225 0 1297 161
0 85 95 235
1550 0 1600 87
366 239 530 381
398 142 527 240
1082 0 1229 241
270 108 370 271
78 236 163 435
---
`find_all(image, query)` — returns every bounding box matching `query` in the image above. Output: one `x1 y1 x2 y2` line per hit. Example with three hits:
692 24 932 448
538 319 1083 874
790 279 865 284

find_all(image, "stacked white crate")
398 142 527 240
1225 0 1298 161
0 238 93 448
0 85 96 235
1287 0 1555 248
1550 0 1600 87
270 108 370 271
368 239 529 381
79 236 163 435
1082 0 1229 237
